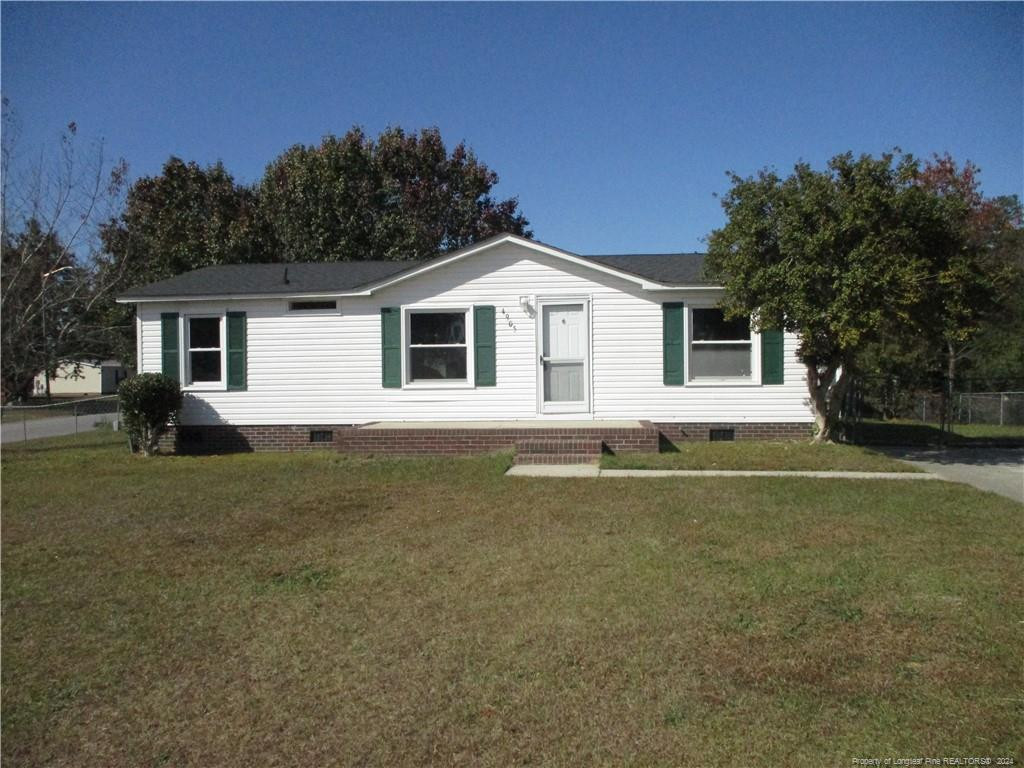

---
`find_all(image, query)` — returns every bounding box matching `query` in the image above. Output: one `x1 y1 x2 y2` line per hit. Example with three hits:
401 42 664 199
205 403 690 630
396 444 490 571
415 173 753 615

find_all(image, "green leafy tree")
97 157 267 365
258 126 530 262
101 156 265 282
913 160 1022 389
964 197 1024 384
705 151 954 442
857 167 1024 417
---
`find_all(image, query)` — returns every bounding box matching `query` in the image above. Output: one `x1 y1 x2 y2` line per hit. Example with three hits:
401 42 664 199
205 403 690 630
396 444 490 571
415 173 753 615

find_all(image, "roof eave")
116 288 369 304
115 233 719 302
640 282 722 291
116 282 721 303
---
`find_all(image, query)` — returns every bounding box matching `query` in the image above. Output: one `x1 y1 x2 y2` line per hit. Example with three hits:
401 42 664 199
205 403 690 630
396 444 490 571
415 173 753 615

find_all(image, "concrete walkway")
1 412 117 444
506 465 942 480
879 447 1023 504
363 419 644 429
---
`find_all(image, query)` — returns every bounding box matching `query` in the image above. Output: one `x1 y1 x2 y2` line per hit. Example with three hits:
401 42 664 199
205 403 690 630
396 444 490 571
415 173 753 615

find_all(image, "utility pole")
40 265 72 401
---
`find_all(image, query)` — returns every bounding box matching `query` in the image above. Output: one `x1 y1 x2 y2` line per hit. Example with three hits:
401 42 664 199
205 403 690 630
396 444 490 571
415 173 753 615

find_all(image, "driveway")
881 447 1024 504
1 412 118 444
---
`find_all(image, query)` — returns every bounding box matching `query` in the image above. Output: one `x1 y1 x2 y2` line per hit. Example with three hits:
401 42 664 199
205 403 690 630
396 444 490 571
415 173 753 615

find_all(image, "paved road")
880 447 1023 504
1 412 118 444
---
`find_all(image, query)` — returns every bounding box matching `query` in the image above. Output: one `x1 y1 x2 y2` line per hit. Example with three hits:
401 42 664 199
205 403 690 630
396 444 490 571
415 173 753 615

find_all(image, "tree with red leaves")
914 154 1023 406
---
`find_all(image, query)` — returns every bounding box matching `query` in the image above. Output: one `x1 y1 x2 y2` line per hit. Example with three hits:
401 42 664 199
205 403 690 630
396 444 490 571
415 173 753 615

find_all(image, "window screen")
408 312 467 381
187 317 222 384
690 309 752 380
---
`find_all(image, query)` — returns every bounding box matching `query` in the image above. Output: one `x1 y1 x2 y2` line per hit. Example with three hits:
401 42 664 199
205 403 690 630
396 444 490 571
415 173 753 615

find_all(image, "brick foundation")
335 424 659 456
654 422 813 442
159 424 350 454
158 420 812 456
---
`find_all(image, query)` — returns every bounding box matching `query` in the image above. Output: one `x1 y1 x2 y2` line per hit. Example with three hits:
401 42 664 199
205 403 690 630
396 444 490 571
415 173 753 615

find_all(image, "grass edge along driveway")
3 432 1022 767
601 440 922 472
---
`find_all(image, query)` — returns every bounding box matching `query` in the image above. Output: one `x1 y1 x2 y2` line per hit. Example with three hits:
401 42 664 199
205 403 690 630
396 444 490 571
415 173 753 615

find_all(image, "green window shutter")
473 305 496 387
381 307 401 388
160 312 180 381
761 329 784 385
226 312 247 390
663 302 685 385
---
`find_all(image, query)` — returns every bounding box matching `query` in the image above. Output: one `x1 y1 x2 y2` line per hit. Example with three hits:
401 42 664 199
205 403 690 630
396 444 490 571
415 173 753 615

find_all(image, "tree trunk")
2 372 36 404
805 360 850 443
141 425 158 456
939 341 957 445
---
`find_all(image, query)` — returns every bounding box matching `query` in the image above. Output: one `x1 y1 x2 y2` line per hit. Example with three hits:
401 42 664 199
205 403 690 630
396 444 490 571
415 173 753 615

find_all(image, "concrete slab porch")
359 420 645 430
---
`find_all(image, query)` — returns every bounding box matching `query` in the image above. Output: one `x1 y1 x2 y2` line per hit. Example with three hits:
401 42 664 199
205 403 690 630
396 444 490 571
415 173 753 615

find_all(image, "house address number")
500 307 517 333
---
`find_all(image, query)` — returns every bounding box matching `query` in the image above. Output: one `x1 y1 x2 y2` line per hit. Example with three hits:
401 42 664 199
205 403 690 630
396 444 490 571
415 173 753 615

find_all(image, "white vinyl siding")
136 242 812 425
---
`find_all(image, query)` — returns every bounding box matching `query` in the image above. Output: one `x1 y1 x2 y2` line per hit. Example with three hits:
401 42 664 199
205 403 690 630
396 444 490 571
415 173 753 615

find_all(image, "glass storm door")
540 302 589 413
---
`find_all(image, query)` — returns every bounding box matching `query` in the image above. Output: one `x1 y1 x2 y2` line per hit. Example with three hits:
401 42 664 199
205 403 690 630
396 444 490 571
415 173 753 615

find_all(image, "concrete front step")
514 453 601 465
515 438 603 453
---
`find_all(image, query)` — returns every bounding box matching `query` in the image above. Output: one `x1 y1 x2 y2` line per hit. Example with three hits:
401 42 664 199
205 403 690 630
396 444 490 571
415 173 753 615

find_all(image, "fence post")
1000 393 1005 426
22 408 28 442
74 402 79 435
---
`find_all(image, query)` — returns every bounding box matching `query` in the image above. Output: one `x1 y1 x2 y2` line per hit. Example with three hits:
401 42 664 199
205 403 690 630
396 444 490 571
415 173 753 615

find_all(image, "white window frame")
183 313 226 391
685 303 761 386
402 306 475 389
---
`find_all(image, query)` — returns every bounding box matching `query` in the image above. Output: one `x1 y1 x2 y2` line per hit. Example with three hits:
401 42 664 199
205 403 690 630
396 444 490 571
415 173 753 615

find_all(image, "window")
186 316 223 385
309 430 333 443
408 310 467 381
289 300 337 312
690 308 752 380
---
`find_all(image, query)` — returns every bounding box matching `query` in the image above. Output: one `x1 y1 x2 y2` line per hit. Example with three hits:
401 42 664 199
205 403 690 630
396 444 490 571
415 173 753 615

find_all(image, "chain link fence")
1 395 121 444
845 377 1024 445
954 391 1024 426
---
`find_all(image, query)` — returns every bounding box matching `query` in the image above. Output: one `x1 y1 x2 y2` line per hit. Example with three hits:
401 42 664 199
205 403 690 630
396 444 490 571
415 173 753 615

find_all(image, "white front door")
539 301 589 414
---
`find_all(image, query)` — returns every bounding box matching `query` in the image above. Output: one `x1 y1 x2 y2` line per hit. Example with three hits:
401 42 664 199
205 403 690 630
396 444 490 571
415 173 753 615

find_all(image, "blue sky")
2 2 1021 253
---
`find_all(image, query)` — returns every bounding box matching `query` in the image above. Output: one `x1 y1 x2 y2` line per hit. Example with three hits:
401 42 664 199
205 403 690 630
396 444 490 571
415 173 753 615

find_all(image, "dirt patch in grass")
602 440 920 472
3 432 1021 766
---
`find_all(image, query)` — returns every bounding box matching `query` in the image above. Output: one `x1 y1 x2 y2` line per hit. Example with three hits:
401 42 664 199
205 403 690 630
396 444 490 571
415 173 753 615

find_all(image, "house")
117 234 812 459
33 360 132 397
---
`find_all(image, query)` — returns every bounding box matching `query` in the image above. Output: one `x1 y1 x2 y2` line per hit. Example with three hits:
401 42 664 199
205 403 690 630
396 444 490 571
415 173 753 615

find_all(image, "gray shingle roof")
118 242 711 300
581 252 707 285
119 260 422 299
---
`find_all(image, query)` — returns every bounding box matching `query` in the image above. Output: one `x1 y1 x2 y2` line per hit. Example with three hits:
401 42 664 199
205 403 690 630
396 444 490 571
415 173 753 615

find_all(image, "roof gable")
117 233 714 302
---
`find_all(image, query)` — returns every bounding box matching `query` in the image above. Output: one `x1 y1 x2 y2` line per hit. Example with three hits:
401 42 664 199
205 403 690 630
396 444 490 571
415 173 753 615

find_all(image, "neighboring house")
33 360 132 397
117 234 812 456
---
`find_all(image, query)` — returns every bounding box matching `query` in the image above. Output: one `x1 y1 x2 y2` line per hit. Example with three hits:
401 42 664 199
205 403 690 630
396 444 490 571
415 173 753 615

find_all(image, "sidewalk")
506 465 943 480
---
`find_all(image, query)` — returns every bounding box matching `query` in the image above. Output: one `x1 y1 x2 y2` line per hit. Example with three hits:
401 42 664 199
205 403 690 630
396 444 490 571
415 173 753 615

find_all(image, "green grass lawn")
3 432 1022 766
602 440 919 472
853 418 1024 446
